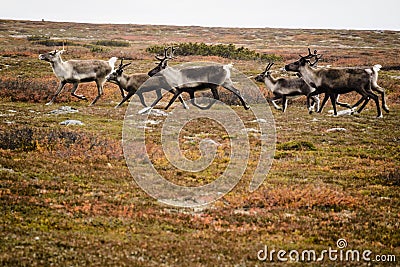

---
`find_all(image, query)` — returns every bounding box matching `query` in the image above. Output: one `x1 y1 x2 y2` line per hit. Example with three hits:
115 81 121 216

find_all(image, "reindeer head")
255 62 274 83
284 48 322 72
147 46 175 77
38 49 65 62
106 58 131 82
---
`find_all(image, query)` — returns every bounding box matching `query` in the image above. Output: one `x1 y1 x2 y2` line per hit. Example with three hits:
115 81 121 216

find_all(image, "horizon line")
2 18 399 32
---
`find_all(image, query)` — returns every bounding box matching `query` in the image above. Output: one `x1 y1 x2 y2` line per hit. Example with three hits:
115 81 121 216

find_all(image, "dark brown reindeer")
302 50 389 115
39 49 117 105
343 64 389 114
255 62 319 112
285 49 382 117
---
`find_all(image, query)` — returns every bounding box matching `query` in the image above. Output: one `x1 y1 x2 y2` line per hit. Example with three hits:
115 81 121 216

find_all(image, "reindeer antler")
155 47 171 61
264 62 274 72
169 46 177 59
299 48 323 67
309 49 323 67
117 58 131 72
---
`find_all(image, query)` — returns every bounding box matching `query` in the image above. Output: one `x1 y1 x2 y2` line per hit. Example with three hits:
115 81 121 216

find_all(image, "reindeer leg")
189 90 216 110
335 94 352 108
354 97 370 114
221 80 250 110
329 93 338 116
365 90 382 118
271 100 282 110
71 82 87 102
269 95 283 110
90 80 105 105
136 91 147 107
165 90 183 110
311 95 320 112
144 88 170 109
177 95 189 109
46 80 66 105
318 94 329 113
372 85 389 113
119 85 126 99
281 95 288 112
211 86 220 100
115 91 135 108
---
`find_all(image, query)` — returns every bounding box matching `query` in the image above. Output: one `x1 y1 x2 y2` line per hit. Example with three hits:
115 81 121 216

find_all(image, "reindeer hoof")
384 107 390 113
377 114 383 119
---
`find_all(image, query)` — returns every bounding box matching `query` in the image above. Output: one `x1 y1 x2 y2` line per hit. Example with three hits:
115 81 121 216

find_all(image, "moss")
277 140 317 151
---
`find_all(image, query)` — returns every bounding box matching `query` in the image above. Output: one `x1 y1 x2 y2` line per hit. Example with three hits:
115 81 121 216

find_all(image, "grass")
0 19 399 266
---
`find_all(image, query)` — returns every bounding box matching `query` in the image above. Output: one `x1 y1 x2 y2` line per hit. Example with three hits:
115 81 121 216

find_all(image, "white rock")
50 106 78 115
326 127 347 132
60 120 84 126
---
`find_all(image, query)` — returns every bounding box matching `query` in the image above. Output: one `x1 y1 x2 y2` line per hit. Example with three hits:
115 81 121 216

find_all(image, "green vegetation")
147 42 282 61
93 40 130 47
27 36 78 47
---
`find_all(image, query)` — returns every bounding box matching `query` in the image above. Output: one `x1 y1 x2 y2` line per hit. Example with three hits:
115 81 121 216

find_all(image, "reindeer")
39 49 117 105
331 64 389 114
255 62 319 112
143 48 249 110
106 57 187 108
302 50 389 115
284 49 382 118
146 47 223 110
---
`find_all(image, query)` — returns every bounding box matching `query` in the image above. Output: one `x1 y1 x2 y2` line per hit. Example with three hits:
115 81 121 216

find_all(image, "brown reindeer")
285 49 382 117
255 62 319 112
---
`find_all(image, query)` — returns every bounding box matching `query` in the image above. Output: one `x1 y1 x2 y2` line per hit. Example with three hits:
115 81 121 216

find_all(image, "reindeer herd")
38 47 389 118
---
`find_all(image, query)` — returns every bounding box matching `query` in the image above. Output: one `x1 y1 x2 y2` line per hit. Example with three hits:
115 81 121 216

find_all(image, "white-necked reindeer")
144 49 249 110
39 49 117 105
255 62 319 112
285 49 382 117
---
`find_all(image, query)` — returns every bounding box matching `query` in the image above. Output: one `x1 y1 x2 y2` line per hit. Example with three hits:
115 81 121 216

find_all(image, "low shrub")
0 77 60 103
0 127 123 161
93 40 130 47
29 37 77 47
146 42 282 62
277 140 317 151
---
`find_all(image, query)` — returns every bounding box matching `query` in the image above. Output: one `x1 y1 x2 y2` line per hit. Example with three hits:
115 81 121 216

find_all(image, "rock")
138 107 169 116
60 120 84 126
50 106 78 115
326 127 347 132
250 118 267 123
328 108 355 116
242 128 260 133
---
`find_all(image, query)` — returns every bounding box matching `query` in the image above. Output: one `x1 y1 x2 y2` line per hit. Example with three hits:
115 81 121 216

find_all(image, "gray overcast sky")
1 0 399 30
